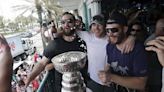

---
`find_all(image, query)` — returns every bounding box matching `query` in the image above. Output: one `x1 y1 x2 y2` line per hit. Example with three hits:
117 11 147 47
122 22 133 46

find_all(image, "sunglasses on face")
131 29 141 32
61 19 74 24
106 28 119 33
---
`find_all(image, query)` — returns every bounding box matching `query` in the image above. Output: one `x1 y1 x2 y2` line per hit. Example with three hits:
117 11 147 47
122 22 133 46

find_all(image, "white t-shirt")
77 31 108 84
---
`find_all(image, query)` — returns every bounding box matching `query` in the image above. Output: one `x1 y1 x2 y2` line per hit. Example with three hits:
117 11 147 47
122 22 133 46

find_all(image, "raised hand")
146 36 164 66
0 34 13 92
98 70 111 86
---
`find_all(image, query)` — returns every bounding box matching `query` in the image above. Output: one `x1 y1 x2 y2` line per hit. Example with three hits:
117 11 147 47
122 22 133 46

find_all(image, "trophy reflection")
52 51 87 92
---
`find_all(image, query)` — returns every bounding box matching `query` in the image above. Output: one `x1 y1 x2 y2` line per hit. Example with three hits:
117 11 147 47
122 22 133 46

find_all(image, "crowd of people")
10 46 43 92
11 63 41 92
0 5 164 92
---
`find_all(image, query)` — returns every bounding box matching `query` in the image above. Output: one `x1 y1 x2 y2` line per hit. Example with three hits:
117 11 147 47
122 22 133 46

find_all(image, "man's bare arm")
25 56 49 87
0 34 13 92
45 63 54 71
99 64 147 90
110 74 147 90
121 35 135 54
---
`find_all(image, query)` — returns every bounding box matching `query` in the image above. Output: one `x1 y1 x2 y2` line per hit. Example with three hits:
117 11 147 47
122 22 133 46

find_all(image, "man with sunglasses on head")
25 12 88 92
98 11 148 92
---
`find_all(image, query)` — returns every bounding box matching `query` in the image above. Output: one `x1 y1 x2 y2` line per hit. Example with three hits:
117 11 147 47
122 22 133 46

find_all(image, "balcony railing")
37 71 56 92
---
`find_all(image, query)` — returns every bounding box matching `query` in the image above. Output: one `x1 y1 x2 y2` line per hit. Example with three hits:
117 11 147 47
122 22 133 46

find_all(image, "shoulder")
76 36 86 43
132 41 147 55
44 38 62 52
107 43 115 49
77 31 88 35
76 31 91 39
76 36 87 47
134 41 145 50
45 40 56 49
76 36 87 52
145 34 156 43
106 43 116 54
47 37 62 46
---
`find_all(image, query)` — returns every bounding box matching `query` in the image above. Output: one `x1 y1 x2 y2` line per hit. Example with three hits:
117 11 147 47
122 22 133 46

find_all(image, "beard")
109 31 126 44
116 31 125 44
63 27 76 36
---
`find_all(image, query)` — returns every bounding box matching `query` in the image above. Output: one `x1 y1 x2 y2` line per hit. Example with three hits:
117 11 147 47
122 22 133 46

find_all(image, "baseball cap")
107 11 128 26
90 15 105 25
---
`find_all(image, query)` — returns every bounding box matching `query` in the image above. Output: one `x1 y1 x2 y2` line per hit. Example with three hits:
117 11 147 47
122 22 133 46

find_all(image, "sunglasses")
106 28 119 33
61 19 74 24
131 29 141 32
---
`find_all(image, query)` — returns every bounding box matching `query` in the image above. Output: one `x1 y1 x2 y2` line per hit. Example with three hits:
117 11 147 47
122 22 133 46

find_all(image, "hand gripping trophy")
52 51 87 92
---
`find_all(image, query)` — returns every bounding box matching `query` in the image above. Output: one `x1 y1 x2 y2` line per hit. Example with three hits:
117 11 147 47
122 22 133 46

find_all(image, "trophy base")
62 72 86 92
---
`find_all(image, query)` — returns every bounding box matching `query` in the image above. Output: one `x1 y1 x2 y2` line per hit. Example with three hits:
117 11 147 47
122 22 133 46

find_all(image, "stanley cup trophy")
51 51 87 92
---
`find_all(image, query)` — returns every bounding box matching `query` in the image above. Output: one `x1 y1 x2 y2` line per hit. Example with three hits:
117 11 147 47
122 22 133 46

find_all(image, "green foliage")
0 16 5 29
12 0 63 27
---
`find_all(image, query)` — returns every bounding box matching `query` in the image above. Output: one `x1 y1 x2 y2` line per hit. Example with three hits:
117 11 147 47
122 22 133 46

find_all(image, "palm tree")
34 0 43 26
13 0 63 27
41 0 63 26
12 0 63 48
12 0 47 48
35 0 48 48
0 16 5 33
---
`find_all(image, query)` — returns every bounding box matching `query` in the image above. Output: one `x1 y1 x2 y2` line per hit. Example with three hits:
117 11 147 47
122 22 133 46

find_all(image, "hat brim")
90 20 104 25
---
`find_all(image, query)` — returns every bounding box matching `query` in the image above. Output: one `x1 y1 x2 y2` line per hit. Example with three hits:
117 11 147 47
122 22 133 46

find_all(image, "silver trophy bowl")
51 51 87 73
51 51 87 92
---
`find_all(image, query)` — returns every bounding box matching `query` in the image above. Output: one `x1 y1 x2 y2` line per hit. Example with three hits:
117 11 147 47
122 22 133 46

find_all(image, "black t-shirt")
43 35 87 92
44 36 87 60
147 52 162 90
